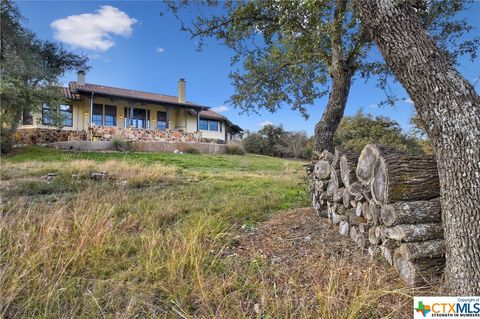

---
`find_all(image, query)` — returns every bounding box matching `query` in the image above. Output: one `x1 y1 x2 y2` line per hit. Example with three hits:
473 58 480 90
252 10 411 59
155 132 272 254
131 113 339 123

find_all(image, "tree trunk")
354 0 480 294
313 68 354 153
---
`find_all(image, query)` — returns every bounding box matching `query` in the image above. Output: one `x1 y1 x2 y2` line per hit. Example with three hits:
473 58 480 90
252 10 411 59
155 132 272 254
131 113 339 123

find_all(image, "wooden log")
368 227 381 245
331 209 347 225
384 223 444 242
398 240 445 260
355 233 369 248
332 146 343 169
354 194 364 202
366 202 380 225
348 209 367 225
358 223 370 234
319 150 334 163
368 245 380 258
380 239 399 266
381 198 441 227
350 225 358 242
339 149 359 188
333 188 345 203
375 226 385 241
314 180 326 191
319 192 333 203
393 250 445 286
350 200 357 208
339 220 350 236
361 201 370 218
356 144 384 186
314 160 331 180
342 188 351 208
348 182 364 196
326 168 341 195
355 202 363 217
371 149 440 205
313 194 328 218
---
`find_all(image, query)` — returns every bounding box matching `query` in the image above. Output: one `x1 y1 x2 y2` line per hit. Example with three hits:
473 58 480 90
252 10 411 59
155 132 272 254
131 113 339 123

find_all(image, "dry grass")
0 147 417 318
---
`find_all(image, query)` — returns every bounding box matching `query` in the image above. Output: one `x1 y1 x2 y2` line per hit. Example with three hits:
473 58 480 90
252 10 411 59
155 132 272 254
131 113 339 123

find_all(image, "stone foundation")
92 126 199 143
15 128 87 144
15 126 224 145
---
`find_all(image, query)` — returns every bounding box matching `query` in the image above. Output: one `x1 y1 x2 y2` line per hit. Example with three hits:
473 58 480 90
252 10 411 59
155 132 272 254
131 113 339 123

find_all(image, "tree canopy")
0 0 88 152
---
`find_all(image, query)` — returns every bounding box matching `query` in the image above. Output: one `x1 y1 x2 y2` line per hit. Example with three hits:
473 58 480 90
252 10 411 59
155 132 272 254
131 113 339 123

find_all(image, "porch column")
196 110 200 132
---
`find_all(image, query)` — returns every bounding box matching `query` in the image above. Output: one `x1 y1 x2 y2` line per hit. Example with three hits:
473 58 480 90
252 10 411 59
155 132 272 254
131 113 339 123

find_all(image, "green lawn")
0 146 310 318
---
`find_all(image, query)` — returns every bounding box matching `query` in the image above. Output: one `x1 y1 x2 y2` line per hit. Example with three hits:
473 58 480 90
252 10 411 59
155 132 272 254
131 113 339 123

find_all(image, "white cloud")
368 103 380 109
404 98 414 104
259 120 273 127
156 47 165 53
51 6 137 52
211 105 229 113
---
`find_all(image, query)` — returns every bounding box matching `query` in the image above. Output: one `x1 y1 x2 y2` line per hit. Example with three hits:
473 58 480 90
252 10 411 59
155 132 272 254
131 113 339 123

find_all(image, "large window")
92 104 103 125
157 111 167 130
199 118 220 131
42 104 55 126
59 104 73 127
124 107 150 129
104 105 117 126
42 104 72 127
22 112 33 125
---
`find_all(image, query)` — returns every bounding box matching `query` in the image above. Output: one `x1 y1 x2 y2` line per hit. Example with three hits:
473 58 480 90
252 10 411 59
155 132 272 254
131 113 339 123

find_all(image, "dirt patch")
229 207 417 318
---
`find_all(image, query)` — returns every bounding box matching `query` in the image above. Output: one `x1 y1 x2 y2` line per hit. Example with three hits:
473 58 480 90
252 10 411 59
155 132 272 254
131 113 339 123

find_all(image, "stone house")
16 71 242 145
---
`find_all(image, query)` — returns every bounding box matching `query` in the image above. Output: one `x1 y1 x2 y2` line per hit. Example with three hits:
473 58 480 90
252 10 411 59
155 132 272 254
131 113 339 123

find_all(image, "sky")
15 1 480 136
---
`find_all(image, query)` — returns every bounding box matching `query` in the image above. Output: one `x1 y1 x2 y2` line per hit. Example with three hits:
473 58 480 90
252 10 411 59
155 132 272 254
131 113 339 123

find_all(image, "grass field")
0 146 413 318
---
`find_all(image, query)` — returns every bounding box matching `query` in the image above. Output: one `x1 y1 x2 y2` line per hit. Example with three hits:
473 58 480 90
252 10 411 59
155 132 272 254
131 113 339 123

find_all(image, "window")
209 120 219 131
199 118 220 131
157 111 167 130
92 104 103 125
23 112 33 125
59 104 73 127
199 119 208 130
124 107 149 129
104 105 117 126
42 104 55 126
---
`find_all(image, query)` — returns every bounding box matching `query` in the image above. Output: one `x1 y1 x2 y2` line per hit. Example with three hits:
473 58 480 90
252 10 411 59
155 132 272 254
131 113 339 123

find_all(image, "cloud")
51 6 137 52
368 104 380 109
156 47 165 53
259 120 273 127
404 98 414 104
211 105 229 113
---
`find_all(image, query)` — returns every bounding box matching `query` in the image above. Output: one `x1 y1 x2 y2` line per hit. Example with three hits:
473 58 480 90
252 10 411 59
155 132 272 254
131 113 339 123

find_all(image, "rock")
91 172 108 180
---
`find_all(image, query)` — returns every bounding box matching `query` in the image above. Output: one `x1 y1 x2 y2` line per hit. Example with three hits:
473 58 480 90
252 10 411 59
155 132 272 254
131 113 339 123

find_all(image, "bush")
1 128 14 154
112 135 129 152
226 144 245 155
185 147 201 154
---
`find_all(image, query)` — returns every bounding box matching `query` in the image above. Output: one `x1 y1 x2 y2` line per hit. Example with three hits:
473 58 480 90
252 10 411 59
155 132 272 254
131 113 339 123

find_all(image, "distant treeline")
242 110 432 159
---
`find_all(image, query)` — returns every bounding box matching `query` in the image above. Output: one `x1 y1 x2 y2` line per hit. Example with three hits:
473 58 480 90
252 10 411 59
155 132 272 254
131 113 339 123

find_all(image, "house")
16 71 242 145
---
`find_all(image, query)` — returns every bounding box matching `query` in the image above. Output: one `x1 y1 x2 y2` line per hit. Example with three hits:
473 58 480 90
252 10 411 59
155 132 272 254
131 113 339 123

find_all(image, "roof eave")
74 89 208 110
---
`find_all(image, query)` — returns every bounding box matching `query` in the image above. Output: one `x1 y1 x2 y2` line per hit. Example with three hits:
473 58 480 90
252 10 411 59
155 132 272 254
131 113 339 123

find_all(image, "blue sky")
16 1 480 136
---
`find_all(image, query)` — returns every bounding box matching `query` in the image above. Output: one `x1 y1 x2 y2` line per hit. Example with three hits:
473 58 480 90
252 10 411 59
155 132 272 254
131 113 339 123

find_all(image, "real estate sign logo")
414 297 480 318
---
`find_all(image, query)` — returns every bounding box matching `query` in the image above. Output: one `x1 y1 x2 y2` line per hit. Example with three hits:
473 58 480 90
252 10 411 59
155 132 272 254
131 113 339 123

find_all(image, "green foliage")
111 135 129 152
167 0 479 115
0 0 88 153
333 110 425 154
185 147 202 154
225 143 245 155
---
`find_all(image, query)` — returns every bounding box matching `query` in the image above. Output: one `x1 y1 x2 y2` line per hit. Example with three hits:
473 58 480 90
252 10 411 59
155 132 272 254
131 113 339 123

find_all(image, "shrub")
185 147 201 154
112 135 129 152
226 144 245 155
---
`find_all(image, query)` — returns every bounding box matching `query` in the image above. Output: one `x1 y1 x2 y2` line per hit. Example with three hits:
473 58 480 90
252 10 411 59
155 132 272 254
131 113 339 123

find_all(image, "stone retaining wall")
15 128 86 144
15 126 225 145
49 141 227 154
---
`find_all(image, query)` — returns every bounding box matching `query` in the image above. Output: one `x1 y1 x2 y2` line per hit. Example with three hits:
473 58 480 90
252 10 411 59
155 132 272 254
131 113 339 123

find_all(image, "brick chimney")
77 70 86 85
178 78 186 103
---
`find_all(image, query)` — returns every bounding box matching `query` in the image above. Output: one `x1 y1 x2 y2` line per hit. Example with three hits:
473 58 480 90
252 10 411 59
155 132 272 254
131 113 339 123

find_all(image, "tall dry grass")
1 156 414 318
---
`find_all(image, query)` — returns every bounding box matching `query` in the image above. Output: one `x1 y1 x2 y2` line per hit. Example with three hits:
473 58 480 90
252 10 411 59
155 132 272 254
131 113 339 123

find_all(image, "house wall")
16 95 231 143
